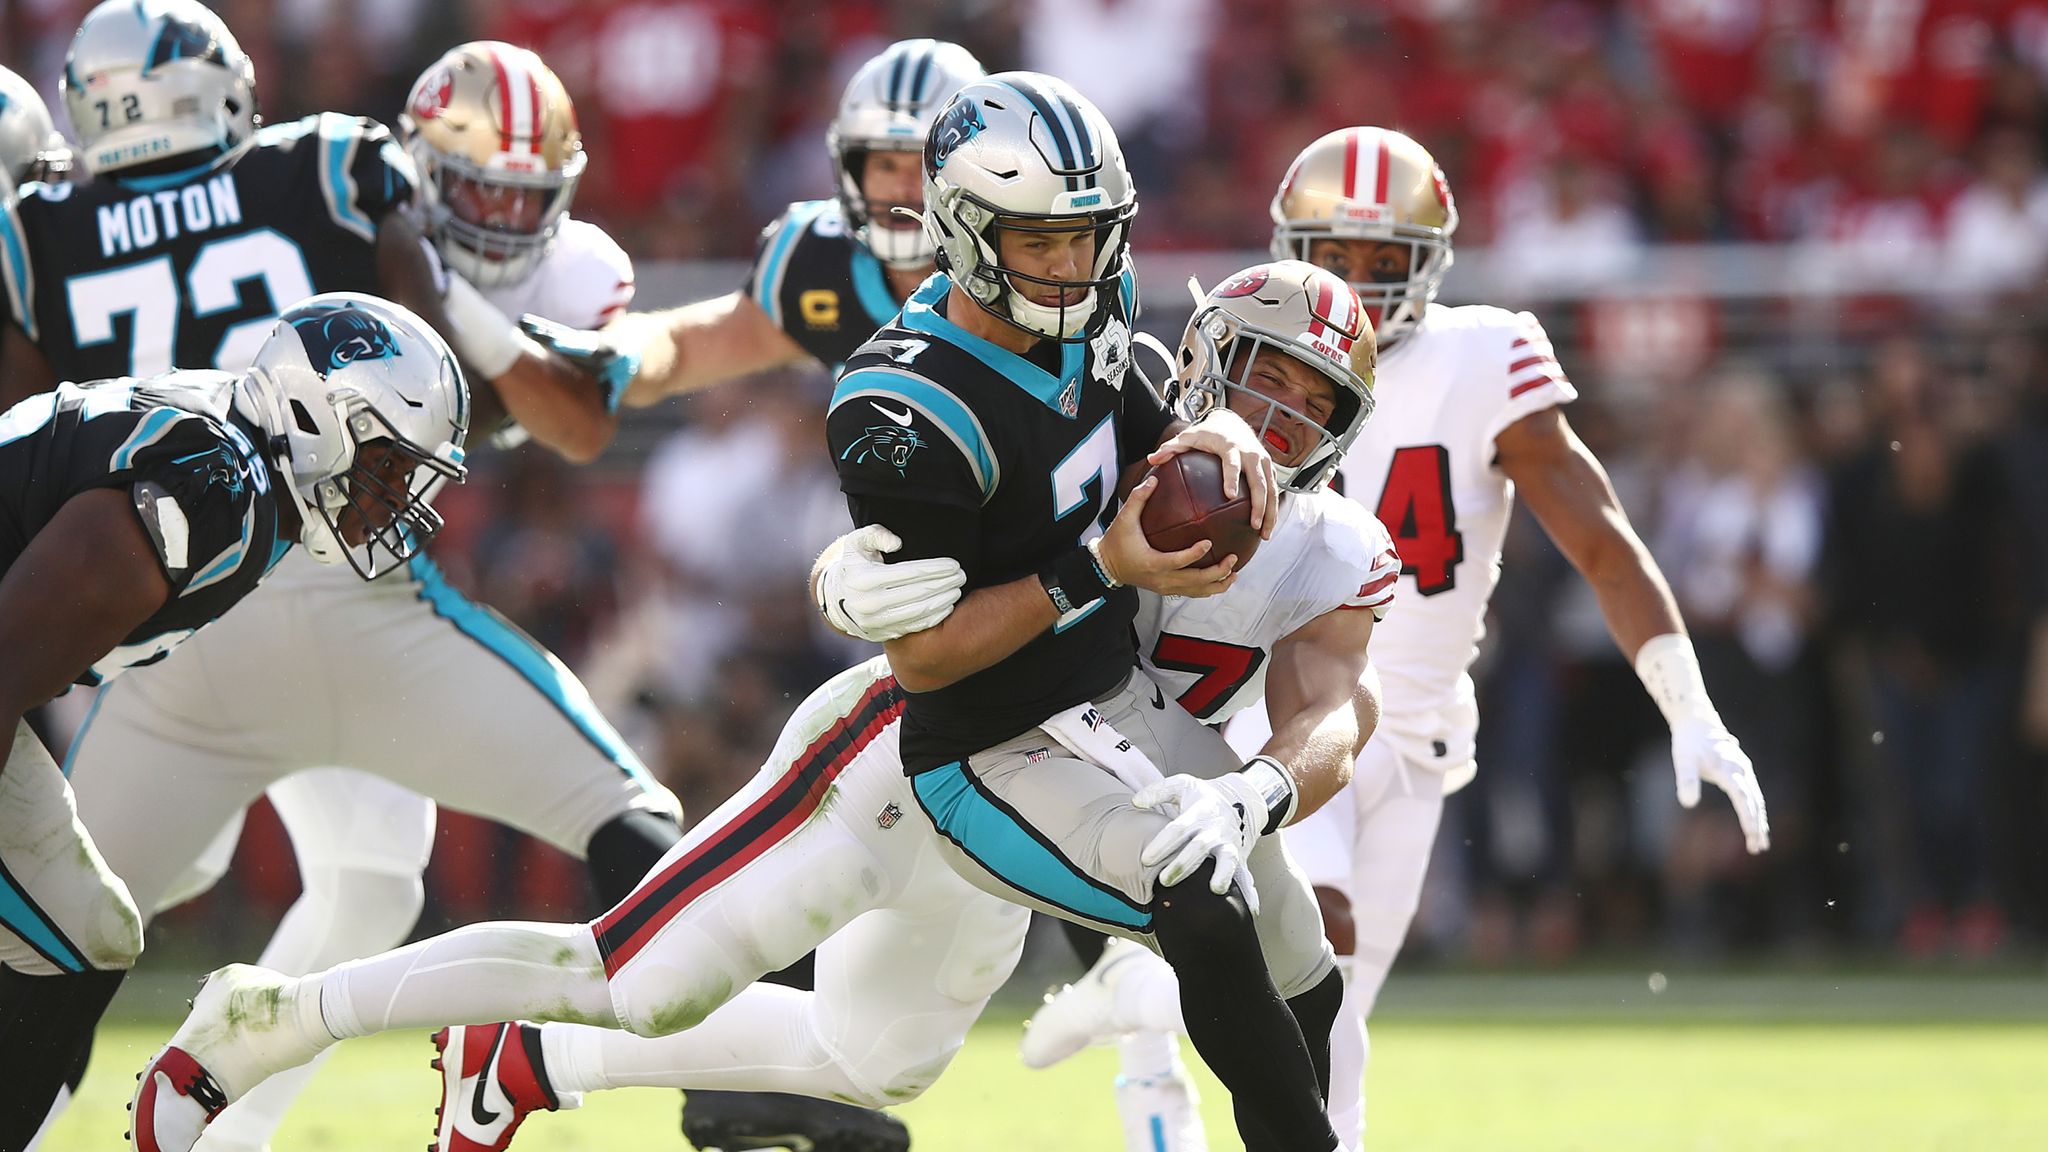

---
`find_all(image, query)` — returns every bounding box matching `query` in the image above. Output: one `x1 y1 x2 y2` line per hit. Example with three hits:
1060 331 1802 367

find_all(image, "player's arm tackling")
612 292 812 408
1252 606 1378 820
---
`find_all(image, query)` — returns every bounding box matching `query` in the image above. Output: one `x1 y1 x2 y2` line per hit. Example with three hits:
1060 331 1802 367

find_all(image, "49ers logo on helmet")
1430 164 1456 214
410 67 454 120
1212 268 1271 299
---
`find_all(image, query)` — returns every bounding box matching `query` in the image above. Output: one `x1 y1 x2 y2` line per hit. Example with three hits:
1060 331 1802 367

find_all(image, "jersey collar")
901 275 1085 418
848 243 904 330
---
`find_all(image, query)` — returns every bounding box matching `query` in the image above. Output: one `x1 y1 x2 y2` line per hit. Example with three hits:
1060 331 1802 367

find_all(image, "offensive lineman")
127 78 1344 1152
1026 127 1774 1151
0 66 70 194
0 294 470 1149
0 9 678 1146
122 258 1390 1152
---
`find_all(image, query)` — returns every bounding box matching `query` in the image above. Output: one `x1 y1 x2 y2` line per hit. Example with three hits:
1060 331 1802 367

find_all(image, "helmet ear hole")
290 399 321 436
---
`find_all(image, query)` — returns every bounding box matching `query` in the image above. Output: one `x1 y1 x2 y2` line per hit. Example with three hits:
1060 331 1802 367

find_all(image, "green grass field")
44 972 2048 1151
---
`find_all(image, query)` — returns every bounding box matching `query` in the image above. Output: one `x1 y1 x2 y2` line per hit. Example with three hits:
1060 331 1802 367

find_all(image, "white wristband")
1633 633 1720 729
1240 755 1298 836
442 274 534 380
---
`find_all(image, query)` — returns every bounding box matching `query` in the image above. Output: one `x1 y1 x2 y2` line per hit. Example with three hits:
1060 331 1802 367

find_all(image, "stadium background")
8 0 2048 1146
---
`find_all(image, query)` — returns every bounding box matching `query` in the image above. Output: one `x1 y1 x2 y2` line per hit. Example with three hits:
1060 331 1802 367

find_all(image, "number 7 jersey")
0 113 412 380
1338 302 1577 777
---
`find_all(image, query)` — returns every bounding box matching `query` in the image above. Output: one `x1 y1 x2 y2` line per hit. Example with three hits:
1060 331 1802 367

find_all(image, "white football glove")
1134 773 1265 914
815 525 966 643
1672 717 1772 855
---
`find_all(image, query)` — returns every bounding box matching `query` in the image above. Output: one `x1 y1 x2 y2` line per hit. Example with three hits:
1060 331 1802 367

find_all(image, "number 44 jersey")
1337 302 1577 780
1 113 410 381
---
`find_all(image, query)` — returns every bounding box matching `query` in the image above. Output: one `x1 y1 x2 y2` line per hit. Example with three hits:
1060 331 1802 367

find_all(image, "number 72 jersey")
1336 302 1577 776
1 113 411 380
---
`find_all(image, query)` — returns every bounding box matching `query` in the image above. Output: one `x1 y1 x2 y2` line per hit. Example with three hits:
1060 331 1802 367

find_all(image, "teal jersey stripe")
912 761 1151 931
752 200 831 329
318 113 374 242
407 554 655 789
0 859 88 973
109 408 185 471
899 276 1085 416
848 243 899 329
833 367 998 500
0 194 35 338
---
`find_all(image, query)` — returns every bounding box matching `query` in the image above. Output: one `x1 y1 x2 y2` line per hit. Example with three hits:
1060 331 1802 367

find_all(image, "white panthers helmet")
237 294 469 580
61 0 258 176
827 38 984 269
920 72 1135 342
0 67 71 189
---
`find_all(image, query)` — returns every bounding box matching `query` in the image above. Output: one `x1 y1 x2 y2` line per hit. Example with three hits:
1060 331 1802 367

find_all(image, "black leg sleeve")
1150 863 1338 1152
0 967 127 1152
583 807 682 908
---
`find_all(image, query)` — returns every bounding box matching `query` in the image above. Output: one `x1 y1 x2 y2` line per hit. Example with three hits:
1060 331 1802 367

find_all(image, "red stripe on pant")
593 678 902 976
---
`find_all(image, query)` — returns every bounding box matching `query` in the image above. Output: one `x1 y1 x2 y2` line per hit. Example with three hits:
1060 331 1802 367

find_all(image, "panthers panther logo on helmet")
926 98 985 171
289 304 403 374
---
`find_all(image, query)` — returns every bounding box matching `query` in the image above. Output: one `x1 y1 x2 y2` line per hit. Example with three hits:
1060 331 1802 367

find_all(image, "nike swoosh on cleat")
471 1027 507 1127
869 401 914 426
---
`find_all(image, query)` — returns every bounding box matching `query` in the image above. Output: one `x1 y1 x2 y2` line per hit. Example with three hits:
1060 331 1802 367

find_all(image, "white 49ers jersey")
1336 302 1576 775
1136 487 1398 726
478 216 636 330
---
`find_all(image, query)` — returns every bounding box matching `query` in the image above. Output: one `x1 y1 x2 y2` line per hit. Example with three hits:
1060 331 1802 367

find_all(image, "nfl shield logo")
1026 747 1051 763
877 802 903 830
1057 380 1080 419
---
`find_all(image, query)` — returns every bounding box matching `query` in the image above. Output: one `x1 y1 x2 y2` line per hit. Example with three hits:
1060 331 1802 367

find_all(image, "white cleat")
1020 939 1150 1069
1115 1065 1209 1152
130 965 322 1152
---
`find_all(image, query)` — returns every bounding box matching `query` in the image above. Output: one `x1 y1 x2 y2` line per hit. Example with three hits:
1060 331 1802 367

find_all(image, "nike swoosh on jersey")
471 1026 507 1126
870 401 915 427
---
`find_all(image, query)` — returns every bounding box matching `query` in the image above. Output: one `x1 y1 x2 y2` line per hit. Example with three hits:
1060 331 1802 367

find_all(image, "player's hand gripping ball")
1138 450 1261 570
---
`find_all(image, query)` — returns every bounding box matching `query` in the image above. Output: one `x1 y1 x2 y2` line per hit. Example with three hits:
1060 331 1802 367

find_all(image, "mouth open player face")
331 440 422 547
860 149 924 231
997 220 1097 308
1224 347 1337 469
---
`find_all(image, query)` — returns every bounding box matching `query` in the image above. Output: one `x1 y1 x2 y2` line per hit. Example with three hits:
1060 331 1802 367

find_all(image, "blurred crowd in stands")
9 0 2048 966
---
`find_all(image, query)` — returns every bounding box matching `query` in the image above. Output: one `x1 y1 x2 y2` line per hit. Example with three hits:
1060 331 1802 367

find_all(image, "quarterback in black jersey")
0 294 468 1148
816 75 1352 1152
610 38 985 405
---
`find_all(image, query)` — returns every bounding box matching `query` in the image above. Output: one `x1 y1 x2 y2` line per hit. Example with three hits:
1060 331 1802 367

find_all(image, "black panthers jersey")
0 372 287 686
746 199 906 372
827 268 1172 773
0 113 413 381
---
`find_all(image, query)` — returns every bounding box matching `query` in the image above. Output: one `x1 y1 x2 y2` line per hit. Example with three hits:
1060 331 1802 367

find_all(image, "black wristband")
1039 544 1114 616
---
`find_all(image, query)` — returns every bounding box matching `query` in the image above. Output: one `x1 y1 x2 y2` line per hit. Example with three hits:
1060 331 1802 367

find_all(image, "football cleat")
681 1090 910 1152
430 1022 577 1151
1019 938 1151 1069
131 965 324 1152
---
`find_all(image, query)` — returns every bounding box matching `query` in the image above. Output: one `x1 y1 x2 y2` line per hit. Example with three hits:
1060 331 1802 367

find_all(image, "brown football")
1138 450 1261 570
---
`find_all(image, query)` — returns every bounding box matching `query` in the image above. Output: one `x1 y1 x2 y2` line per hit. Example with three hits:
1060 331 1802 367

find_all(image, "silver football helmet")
0 67 71 189
827 38 984 269
237 294 469 580
919 72 1135 342
62 0 258 176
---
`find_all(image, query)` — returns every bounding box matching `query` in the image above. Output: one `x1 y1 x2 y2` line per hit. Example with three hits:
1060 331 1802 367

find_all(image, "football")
1138 450 1261 570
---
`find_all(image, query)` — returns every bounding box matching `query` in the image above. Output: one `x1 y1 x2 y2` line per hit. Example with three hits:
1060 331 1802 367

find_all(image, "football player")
124 259 1391 1152
0 294 467 1151
1025 127 1773 1152
607 37 983 403
0 7 679 1147
128 78 1345 1152
0 66 70 191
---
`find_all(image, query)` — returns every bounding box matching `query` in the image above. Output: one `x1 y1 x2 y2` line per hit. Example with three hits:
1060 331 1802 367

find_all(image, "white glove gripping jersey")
1137 487 1398 725
1335 303 1577 778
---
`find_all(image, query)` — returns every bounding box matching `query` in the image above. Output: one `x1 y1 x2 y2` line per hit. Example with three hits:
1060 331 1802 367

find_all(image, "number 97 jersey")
1 113 413 380
1338 302 1576 777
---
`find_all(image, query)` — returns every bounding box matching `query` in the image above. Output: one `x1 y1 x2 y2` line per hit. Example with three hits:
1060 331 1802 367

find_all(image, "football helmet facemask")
238 294 469 580
919 72 1136 343
1270 127 1457 349
1176 260 1377 492
401 41 585 288
62 0 257 176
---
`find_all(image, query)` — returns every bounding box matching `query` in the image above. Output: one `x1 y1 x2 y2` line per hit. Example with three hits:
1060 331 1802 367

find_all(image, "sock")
314 920 614 1039
1111 945 1187 1034
1326 957 1366 1149
1116 1030 1181 1080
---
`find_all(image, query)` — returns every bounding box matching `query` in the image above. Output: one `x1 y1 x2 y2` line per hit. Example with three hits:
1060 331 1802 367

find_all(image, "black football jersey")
746 200 906 372
0 372 287 686
0 113 413 380
827 268 1173 772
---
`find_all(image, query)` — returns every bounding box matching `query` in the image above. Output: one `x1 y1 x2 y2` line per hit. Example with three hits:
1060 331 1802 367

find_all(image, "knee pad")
585 808 683 909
